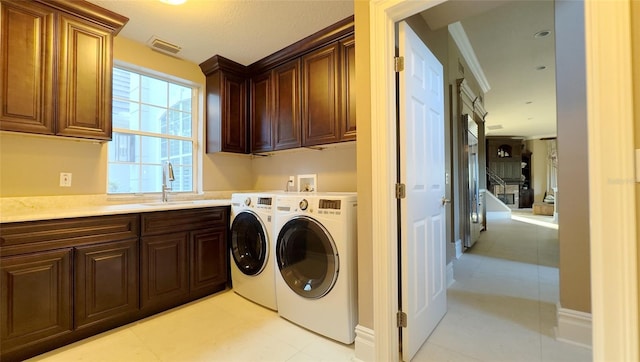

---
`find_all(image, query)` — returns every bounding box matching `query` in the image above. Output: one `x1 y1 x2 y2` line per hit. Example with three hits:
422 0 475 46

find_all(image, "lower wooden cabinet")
141 232 189 312
0 206 229 361
74 239 139 329
0 249 73 355
190 228 227 298
140 208 229 311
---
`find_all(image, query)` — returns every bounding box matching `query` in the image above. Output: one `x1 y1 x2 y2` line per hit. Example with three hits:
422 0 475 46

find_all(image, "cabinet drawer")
141 207 229 236
0 214 139 256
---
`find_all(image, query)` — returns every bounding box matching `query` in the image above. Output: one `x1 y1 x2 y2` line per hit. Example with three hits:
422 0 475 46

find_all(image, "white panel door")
398 21 447 362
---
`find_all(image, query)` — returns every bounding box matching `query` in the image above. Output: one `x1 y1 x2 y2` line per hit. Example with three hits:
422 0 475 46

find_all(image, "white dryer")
229 193 277 310
274 193 357 344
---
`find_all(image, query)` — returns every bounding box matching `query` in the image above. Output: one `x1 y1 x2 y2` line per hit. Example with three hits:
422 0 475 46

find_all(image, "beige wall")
0 133 107 196
526 139 549 203
0 36 253 197
555 0 591 313
632 0 640 336
354 0 373 330
252 143 356 192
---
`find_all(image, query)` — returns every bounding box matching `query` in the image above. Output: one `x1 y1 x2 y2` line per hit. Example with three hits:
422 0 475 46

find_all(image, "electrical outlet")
60 172 72 187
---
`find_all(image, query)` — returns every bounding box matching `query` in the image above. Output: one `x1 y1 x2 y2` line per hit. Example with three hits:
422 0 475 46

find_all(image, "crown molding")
448 22 491 93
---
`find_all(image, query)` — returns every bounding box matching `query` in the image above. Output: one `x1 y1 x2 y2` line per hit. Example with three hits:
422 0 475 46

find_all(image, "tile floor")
413 215 591 362
29 215 591 362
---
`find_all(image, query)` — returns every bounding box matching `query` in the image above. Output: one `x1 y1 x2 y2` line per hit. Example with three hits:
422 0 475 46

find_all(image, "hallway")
413 217 592 361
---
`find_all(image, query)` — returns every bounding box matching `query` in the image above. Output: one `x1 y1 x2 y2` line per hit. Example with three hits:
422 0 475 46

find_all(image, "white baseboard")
455 239 463 259
554 302 592 349
447 262 455 288
354 325 375 362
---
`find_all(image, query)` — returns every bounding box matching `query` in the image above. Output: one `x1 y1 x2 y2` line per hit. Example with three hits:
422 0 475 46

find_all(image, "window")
108 67 197 194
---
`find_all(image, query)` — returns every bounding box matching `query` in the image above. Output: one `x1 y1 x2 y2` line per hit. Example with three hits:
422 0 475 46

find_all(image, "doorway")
362 0 636 361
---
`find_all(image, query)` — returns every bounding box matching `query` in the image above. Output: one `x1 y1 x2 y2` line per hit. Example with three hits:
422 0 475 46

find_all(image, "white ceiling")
460 1 556 139
89 0 354 66
89 0 556 139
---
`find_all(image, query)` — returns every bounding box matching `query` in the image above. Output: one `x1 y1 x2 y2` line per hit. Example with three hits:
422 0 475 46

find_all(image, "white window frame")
107 61 202 197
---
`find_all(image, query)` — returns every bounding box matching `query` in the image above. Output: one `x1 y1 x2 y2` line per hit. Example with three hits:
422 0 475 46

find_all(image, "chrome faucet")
162 161 175 202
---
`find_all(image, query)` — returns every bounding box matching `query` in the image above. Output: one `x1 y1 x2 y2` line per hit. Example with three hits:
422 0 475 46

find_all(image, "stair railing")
486 167 508 203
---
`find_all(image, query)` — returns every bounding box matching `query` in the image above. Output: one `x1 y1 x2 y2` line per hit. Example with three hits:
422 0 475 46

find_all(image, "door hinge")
397 311 407 328
395 183 406 199
394 56 404 72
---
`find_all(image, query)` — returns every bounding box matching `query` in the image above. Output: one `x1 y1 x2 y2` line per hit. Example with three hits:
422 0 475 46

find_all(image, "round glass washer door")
230 211 268 276
276 216 339 299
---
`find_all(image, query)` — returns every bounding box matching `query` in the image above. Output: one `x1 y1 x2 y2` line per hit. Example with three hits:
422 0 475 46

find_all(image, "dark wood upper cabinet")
340 35 356 141
200 55 249 154
204 15 354 154
273 59 302 150
0 0 55 135
250 71 273 152
301 43 341 146
249 59 302 153
56 13 113 140
0 0 128 141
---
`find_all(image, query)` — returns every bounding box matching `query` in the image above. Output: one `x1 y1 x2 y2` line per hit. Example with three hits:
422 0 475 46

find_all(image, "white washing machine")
274 193 358 344
229 192 277 310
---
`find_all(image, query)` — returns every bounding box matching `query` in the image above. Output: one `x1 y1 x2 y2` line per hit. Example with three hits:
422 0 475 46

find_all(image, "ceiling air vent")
487 124 503 130
147 36 181 56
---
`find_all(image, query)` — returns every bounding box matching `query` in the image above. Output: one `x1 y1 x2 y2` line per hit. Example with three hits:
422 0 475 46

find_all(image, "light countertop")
0 194 233 223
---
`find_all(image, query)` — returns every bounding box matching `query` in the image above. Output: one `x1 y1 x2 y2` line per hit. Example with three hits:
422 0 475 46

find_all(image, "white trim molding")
584 0 639 360
369 1 448 360
354 325 375 362
448 22 491 93
454 239 463 259
447 262 455 287
555 303 592 349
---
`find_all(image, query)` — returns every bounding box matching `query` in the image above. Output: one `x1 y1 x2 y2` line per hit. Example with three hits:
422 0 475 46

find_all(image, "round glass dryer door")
277 216 339 299
230 211 268 276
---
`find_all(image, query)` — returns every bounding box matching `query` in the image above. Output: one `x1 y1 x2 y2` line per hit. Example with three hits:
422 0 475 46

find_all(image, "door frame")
368 0 638 361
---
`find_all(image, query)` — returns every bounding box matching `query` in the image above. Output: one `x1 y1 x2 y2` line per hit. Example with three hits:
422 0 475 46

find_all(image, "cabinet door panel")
0 249 72 352
302 43 340 146
340 36 356 141
251 72 273 152
221 74 247 153
273 59 301 150
0 0 54 134
74 239 139 329
141 233 189 310
190 228 227 298
56 14 112 140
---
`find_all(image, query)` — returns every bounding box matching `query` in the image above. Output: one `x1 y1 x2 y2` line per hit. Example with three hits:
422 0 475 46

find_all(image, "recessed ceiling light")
534 30 551 38
160 0 186 5
536 65 547 71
